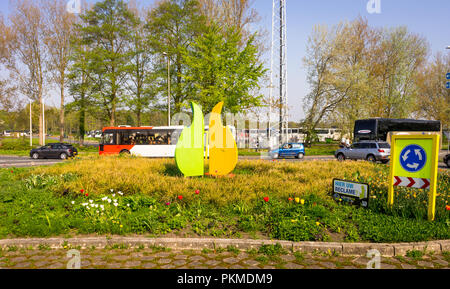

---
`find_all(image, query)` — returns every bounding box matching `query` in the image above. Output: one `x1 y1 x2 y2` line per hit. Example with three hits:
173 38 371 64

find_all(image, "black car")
52 143 78 156
30 143 76 160
445 154 450 168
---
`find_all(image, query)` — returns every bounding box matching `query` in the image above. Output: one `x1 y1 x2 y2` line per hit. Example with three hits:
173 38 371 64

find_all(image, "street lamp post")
446 46 449 153
163 52 171 127
29 99 32 147
43 102 46 145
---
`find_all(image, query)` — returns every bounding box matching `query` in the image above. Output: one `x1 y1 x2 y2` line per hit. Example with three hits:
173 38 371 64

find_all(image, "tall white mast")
270 0 289 145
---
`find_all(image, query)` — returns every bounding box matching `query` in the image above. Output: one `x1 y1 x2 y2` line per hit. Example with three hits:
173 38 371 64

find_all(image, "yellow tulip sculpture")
208 102 238 176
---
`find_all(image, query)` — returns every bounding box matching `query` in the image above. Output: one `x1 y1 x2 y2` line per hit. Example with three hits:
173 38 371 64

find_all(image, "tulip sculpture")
175 102 205 177
208 102 238 176
175 101 238 178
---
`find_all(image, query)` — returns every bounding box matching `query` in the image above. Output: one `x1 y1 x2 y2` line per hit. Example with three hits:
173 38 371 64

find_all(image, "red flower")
288 198 293 202
85 193 89 197
80 189 85 194
178 195 183 200
264 197 269 203
166 202 171 206
195 190 200 195
446 205 450 211
10 170 13 173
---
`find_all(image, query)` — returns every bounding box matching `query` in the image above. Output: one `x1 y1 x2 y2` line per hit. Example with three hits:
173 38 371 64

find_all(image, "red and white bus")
99 126 184 158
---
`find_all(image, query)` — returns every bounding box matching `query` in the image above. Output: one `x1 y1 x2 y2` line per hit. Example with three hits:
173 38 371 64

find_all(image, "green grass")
0 156 448 243
305 145 339 156
406 250 425 260
0 150 30 156
238 149 267 156
0 138 98 156
238 144 338 157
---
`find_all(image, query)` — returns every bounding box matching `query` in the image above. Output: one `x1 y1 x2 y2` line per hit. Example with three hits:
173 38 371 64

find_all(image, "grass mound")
27 155 378 205
0 156 448 243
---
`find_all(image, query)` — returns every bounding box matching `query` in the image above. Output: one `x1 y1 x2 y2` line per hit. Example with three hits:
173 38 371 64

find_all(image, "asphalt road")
0 155 63 168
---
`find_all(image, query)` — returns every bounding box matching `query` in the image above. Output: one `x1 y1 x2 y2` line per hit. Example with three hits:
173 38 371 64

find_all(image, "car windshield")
378 143 390 149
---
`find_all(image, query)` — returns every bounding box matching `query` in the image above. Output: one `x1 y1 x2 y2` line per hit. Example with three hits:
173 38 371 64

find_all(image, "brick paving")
0 246 448 269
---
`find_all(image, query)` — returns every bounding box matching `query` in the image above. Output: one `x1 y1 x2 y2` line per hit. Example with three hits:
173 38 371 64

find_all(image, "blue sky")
1 0 449 121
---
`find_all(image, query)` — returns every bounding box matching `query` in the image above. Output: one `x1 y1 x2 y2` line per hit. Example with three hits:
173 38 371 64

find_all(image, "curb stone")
0 237 448 257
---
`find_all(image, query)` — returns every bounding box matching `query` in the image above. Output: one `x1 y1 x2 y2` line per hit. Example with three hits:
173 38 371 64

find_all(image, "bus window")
102 132 115 145
135 132 147 145
118 131 132 145
155 132 166 145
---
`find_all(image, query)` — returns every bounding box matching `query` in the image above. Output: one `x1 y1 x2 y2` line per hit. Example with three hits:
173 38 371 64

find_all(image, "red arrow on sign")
421 178 430 189
394 177 431 189
407 177 416 188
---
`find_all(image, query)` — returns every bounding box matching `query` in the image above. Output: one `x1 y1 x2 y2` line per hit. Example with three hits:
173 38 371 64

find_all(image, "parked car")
335 141 390 163
30 143 75 160
270 143 306 159
444 154 450 168
52 143 78 156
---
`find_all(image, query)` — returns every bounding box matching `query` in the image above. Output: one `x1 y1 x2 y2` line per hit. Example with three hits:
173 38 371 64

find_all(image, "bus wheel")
120 150 131 156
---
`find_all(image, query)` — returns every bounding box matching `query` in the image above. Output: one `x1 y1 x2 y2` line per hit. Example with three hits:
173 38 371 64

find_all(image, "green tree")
67 6 95 145
415 52 450 131
146 0 206 114
76 0 138 126
67 42 93 145
183 24 264 113
368 27 428 118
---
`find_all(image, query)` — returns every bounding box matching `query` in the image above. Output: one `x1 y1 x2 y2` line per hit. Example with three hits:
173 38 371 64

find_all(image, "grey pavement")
0 155 63 168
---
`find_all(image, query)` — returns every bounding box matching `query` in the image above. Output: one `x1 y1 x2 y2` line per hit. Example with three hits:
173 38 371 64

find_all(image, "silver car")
335 141 391 163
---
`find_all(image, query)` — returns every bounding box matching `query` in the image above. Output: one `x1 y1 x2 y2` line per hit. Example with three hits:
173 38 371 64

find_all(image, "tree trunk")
79 102 85 146
137 109 141 127
110 99 116 127
59 84 65 142
39 94 44 146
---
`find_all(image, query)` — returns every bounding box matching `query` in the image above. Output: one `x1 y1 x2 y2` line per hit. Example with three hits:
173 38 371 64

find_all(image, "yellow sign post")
388 135 440 221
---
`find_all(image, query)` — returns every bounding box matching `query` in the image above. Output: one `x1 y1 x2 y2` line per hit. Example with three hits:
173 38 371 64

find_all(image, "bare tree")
0 14 17 111
126 1 155 126
0 14 12 61
7 0 47 145
43 0 77 142
198 0 259 36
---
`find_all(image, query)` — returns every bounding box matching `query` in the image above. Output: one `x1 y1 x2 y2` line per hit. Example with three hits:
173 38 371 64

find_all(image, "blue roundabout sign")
399 145 427 173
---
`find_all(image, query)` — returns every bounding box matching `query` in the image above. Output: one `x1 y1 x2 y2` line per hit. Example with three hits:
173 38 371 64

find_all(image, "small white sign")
333 179 370 207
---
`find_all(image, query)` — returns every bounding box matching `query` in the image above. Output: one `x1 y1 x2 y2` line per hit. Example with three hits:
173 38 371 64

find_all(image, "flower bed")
0 156 448 243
